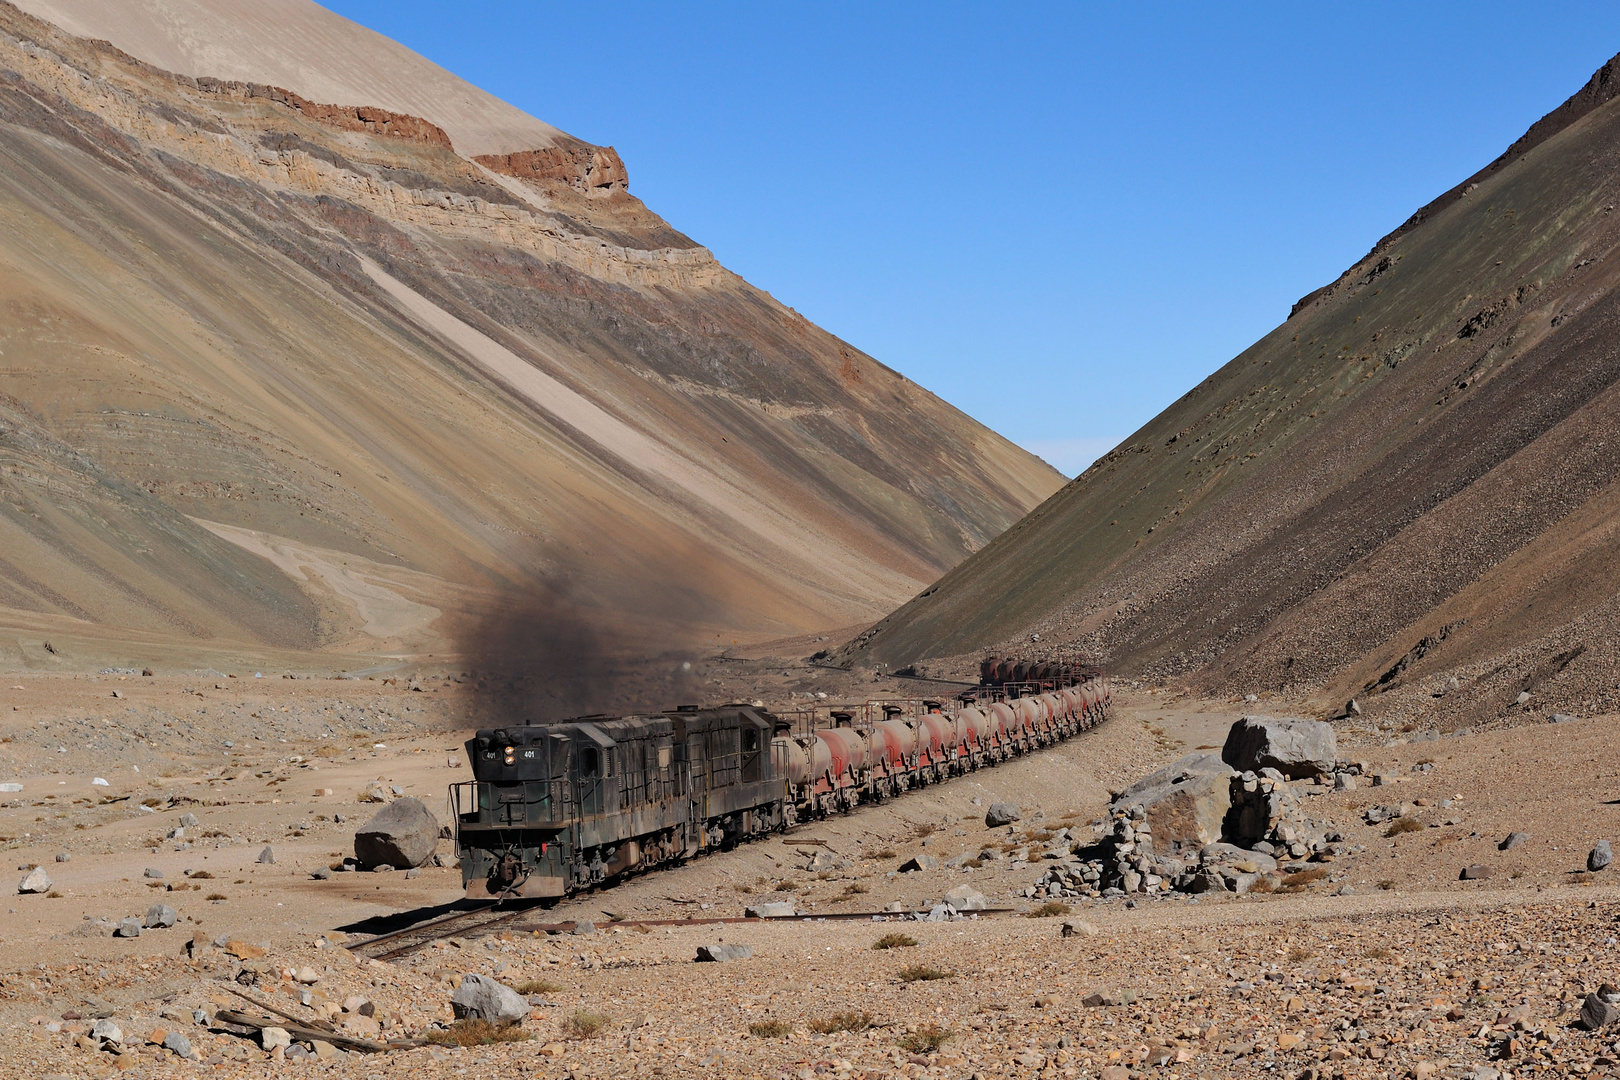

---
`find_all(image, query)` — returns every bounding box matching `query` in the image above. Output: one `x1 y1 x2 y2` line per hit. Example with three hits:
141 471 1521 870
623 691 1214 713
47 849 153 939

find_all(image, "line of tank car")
453 662 1110 899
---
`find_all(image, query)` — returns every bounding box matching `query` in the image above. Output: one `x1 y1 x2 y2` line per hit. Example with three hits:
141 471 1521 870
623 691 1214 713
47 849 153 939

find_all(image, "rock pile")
1025 718 1351 899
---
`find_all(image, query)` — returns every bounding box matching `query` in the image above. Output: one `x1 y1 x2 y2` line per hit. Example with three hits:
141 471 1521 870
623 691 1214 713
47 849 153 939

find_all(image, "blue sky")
327 2 1620 475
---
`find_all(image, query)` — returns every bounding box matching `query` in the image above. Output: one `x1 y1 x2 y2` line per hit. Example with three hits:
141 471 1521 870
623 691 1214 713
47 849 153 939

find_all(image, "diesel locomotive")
450 671 1110 900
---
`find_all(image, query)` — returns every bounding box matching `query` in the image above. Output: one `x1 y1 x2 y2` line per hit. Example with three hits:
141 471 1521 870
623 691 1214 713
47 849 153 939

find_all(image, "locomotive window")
657 746 671 770
742 729 759 752
581 747 599 775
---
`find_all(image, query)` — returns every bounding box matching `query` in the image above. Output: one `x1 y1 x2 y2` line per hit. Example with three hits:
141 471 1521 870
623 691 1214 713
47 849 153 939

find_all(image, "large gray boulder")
450 974 528 1023
355 797 440 869
1221 716 1337 779
984 802 1022 827
1111 753 1234 852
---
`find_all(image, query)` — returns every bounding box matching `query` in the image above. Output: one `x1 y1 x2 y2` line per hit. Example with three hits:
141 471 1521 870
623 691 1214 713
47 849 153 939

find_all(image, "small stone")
55 852 70 863
342 995 374 1016
570 920 595 935
1499 832 1529 851
898 854 939 873
1333 772 1356 791
405 867 421 879
695 943 753 962
115 917 142 937
1460 864 1492 880
257 846 275 864
143 904 177 928
162 1031 193 1059
310 1040 338 1060
142 867 162 879
225 940 266 959
1590 841 1613 872
1516 690 1531 705
18 867 51 893
1060 920 1099 937
260 1026 291 1051
311 867 332 880
1082 989 1136 1007
295 966 320 984
91 1019 123 1046
371 864 394 873
984 802 1022 827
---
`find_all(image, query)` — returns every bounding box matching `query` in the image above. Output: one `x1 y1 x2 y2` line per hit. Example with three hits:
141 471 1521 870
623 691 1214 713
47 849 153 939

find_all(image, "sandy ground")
0 667 1618 1079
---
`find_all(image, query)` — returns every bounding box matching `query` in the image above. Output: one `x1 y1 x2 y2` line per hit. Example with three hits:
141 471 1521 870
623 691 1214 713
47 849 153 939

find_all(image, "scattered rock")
257 846 275 865
295 966 320 984
1221 716 1337 778
1460 865 1492 880
142 867 162 879
311 867 332 880
1499 832 1529 851
1333 772 1356 791
162 1031 193 1059
744 902 797 918
143 904 177 928
570 920 596 935
342 995 374 1016
90 1019 123 1047
1082 989 1137 1007
354 797 440 869
260 1026 292 1051
1590 841 1613 872
449 973 529 1022
1581 993 1620 1030
985 802 1023 827
1111 753 1233 850
178 813 199 828
1060 920 1099 938
695 943 753 962
115 917 142 937
54 852 70 863
942 884 988 911
899 854 940 873
18 867 50 893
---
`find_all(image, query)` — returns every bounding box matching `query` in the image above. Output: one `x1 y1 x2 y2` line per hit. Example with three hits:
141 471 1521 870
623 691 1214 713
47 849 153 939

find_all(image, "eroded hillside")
840 50 1620 732
0 1 1061 679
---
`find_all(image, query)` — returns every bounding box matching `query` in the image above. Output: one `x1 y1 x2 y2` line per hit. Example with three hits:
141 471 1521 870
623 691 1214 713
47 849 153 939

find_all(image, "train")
449 667 1110 899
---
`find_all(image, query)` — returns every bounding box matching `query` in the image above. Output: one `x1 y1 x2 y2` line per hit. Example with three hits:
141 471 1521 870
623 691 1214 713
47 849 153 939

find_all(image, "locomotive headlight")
502 747 515 766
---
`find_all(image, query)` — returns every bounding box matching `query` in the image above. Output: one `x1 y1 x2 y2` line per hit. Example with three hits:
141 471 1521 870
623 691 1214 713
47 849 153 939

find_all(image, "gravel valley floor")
1 671 1618 1080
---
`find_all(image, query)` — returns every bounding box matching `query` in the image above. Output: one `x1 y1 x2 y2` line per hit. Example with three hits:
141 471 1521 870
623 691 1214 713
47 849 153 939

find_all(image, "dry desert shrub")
897 1025 954 1053
808 1011 872 1034
1280 868 1329 891
872 932 917 950
748 1019 792 1038
1287 945 1316 963
1026 901 1071 917
897 965 952 983
1385 818 1424 837
564 1010 611 1039
513 978 561 995
426 1019 530 1047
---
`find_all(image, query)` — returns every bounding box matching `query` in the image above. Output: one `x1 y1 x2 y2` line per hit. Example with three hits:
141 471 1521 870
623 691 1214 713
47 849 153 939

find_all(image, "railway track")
346 903 520 961
346 905 1018 961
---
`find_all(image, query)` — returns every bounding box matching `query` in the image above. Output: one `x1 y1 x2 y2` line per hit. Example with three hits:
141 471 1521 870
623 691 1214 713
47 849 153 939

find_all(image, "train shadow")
333 897 553 936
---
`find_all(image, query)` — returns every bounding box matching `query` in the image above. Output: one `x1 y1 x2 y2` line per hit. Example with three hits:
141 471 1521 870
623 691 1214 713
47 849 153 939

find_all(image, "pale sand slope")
9 0 570 156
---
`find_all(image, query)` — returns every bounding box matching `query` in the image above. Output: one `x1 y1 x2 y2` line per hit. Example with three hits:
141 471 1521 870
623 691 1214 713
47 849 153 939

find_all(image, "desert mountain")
0 0 1061 678
839 50 1620 731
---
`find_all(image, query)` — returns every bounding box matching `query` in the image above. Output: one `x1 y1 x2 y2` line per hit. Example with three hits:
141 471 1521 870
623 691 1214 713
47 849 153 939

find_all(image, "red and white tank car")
772 676 1111 822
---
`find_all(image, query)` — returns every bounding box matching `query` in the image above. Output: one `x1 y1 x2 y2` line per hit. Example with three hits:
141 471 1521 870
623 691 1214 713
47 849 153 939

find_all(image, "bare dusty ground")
1 670 1619 1079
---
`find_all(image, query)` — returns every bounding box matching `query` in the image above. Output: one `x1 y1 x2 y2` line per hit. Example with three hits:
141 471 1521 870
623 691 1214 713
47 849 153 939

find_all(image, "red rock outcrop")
476 144 629 192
